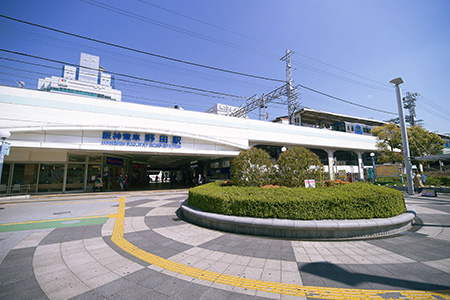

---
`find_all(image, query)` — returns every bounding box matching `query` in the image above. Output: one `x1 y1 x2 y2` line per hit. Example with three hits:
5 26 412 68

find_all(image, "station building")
0 54 382 194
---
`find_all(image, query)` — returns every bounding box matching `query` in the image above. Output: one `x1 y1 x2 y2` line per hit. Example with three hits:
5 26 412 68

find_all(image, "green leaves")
188 182 406 220
372 123 445 163
230 146 325 188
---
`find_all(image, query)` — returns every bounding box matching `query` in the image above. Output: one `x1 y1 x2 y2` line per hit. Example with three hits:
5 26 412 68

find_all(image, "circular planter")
180 200 416 240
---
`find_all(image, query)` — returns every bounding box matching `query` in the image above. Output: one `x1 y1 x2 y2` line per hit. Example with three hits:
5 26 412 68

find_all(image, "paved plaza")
0 190 449 299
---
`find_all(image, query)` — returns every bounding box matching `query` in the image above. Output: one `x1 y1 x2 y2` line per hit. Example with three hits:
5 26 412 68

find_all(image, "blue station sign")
101 131 182 149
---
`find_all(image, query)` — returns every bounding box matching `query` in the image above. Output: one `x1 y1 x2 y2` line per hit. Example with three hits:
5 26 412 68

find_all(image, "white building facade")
38 53 122 101
0 85 377 194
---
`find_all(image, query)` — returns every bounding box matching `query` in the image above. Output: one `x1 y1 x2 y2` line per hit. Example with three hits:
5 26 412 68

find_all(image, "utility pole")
280 50 299 125
386 91 422 126
403 92 420 126
390 77 414 195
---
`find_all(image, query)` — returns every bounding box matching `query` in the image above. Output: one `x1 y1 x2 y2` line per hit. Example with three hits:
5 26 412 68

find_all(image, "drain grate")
53 211 71 215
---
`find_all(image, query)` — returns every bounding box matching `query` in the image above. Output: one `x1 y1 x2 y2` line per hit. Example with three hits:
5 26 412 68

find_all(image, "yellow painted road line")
0 215 110 226
1 199 117 207
110 197 450 299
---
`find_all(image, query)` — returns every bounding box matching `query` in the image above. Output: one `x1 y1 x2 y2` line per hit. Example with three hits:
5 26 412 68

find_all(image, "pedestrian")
124 174 129 191
118 173 125 191
197 174 203 185
413 172 424 193
93 176 103 192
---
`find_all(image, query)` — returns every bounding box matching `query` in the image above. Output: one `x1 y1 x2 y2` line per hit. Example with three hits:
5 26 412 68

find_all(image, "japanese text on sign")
101 132 182 149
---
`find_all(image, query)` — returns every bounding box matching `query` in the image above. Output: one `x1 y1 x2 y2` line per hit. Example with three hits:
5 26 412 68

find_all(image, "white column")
326 149 335 180
357 151 364 181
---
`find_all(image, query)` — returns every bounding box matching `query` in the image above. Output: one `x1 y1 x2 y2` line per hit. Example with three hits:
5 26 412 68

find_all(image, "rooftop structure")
37 53 122 101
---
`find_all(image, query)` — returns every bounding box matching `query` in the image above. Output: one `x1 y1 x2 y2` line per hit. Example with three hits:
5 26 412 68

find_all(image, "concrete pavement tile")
151 276 190 297
83 271 121 289
82 237 109 250
242 265 263 280
101 218 115 237
68 290 107 300
35 267 74 284
113 262 145 276
0 285 48 300
12 231 51 250
281 294 307 300
281 260 299 272
264 259 281 271
423 258 450 273
260 268 281 282
123 267 159 283
255 289 281 299
109 283 151 300
69 261 112 281
248 257 266 268
232 255 252 267
94 278 135 298
206 260 230 273
281 270 303 285
224 263 246 277
0 262 34 285
43 277 91 299
230 285 257 297
33 251 63 267
34 262 69 277
204 250 226 261
131 216 150 232
218 252 239 264
34 243 60 255
197 287 239 300
172 281 210 300
62 252 97 268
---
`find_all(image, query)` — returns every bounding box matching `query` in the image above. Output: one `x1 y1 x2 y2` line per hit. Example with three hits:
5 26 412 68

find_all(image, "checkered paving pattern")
0 191 449 299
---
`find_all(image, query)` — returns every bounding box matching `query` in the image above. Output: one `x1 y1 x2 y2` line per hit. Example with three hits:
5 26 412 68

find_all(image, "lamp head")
370 152 375 157
390 77 404 85
0 130 11 139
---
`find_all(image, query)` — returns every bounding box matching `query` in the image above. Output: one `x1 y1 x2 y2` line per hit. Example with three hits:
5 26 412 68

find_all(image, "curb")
180 201 416 240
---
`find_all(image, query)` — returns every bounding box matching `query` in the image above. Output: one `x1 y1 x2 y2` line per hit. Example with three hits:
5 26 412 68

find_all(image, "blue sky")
1 0 449 134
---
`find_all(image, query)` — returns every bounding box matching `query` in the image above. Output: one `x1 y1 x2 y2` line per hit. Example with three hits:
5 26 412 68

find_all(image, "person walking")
93 176 103 192
197 174 203 186
118 173 125 191
413 172 424 193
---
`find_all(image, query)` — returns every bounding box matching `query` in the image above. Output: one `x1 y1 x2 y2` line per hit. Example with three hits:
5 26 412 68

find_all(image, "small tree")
231 148 273 187
276 147 325 187
371 123 403 164
372 123 445 164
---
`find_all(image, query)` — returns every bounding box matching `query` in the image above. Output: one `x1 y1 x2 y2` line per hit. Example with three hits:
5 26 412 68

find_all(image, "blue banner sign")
101 132 182 149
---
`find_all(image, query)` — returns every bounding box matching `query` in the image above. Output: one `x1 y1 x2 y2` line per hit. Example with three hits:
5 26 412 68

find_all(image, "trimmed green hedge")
188 182 406 220
374 175 450 187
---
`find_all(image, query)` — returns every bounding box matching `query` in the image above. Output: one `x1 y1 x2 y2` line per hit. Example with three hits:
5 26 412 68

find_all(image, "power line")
0 49 250 100
137 0 393 91
0 50 399 117
0 14 285 83
296 83 397 115
1 25 274 92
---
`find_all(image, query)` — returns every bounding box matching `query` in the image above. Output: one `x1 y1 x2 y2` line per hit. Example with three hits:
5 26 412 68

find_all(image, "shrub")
188 182 406 220
230 148 273 187
373 175 450 187
275 147 325 188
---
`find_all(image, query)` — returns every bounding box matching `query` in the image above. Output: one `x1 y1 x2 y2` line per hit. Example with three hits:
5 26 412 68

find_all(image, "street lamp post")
390 77 414 195
0 130 11 182
370 152 377 182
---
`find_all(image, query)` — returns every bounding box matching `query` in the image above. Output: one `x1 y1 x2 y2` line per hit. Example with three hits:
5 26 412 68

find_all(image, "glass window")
68 154 86 163
12 163 38 185
38 164 64 192
1 163 10 185
89 156 102 163
66 164 86 191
